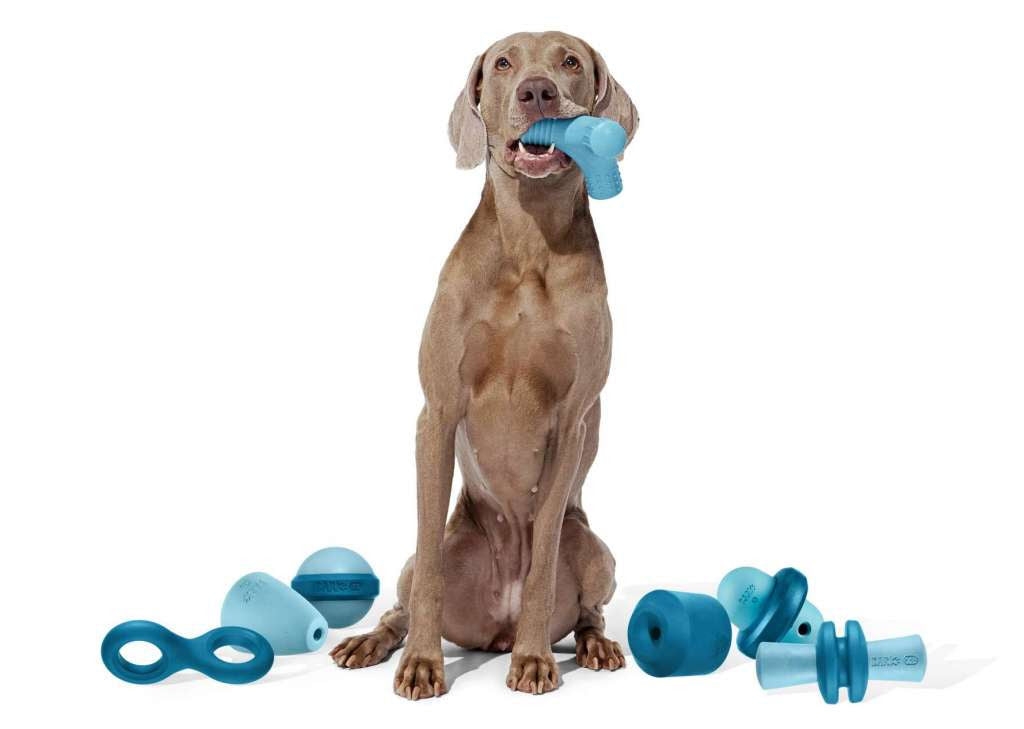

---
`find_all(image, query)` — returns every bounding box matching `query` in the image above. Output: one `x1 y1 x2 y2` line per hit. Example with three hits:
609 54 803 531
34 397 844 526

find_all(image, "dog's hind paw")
507 650 560 695
575 628 626 671
330 629 399 669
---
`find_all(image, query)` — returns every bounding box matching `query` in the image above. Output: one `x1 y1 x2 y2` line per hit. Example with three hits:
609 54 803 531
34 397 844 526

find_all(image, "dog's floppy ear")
591 48 639 149
448 54 486 169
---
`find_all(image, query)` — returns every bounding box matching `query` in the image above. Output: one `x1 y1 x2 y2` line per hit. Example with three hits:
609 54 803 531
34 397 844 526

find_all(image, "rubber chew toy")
628 590 732 677
101 620 273 685
291 546 380 629
222 572 328 655
756 620 927 703
717 566 823 658
520 116 627 199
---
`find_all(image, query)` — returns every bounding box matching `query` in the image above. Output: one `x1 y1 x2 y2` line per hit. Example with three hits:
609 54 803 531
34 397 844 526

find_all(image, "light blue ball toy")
519 116 627 200
291 547 380 629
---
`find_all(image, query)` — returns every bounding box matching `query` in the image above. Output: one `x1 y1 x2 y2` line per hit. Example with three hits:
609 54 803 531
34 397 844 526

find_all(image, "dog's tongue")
513 142 572 178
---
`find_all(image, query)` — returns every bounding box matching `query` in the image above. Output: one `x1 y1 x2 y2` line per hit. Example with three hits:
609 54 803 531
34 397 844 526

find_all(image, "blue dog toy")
756 620 927 703
222 572 328 655
520 116 627 199
717 566 824 658
628 590 732 677
100 620 273 685
291 547 380 629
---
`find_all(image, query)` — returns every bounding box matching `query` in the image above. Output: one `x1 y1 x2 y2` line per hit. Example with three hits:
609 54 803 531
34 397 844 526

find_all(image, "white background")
2 1 1021 726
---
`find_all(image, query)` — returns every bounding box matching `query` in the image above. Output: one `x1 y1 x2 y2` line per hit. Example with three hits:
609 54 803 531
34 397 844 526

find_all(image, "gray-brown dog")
330 30 637 700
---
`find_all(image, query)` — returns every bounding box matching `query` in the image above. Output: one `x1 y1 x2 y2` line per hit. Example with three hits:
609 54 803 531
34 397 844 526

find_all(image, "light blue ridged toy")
520 116 627 199
756 620 927 703
291 547 379 629
717 566 824 658
628 590 732 677
221 572 328 655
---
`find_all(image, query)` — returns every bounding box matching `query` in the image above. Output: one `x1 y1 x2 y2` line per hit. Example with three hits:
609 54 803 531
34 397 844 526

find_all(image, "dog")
329 30 637 700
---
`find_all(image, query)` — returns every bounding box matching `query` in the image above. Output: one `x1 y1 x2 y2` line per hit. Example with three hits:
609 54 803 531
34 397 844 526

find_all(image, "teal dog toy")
520 116 627 199
628 590 732 677
291 547 379 629
717 566 824 658
756 620 927 703
100 620 273 684
222 572 328 655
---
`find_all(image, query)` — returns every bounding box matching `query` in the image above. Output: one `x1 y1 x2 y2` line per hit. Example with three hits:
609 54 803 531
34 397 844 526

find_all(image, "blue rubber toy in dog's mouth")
511 115 627 199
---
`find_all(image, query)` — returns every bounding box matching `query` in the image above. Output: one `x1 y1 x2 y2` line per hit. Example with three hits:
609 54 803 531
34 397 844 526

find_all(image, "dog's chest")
459 270 578 409
456 270 582 499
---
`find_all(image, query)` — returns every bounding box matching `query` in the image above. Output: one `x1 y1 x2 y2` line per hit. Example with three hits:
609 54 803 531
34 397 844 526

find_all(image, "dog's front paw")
506 649 560 695
393 646 447 701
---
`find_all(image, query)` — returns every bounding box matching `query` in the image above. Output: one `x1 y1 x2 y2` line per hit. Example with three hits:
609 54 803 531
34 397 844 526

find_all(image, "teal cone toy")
221 572 328 655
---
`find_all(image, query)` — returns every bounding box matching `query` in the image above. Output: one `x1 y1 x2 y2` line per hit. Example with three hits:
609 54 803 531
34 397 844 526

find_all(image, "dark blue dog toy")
101 620 274 685
628 590 732 677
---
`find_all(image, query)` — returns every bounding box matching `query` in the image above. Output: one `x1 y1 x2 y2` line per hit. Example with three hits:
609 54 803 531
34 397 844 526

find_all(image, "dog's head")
449 31 637 179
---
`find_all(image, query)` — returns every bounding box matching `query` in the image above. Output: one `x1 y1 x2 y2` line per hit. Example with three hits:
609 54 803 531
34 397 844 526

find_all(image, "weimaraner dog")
330 30 638 699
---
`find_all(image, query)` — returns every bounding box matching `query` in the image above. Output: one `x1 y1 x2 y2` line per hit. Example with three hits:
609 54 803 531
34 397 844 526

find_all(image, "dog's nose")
516 76 560 118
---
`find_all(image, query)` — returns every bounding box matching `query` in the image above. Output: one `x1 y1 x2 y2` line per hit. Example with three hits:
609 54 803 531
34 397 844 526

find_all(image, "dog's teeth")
518 141 526 154
547 143 555 154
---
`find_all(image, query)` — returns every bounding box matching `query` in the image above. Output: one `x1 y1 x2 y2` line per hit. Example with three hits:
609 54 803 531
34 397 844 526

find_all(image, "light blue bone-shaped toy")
520 116 627 199
756 620 927 703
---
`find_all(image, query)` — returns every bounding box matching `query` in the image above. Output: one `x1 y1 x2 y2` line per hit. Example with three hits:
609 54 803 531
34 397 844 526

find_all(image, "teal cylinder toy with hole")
221 572 328 655
628 590 732 677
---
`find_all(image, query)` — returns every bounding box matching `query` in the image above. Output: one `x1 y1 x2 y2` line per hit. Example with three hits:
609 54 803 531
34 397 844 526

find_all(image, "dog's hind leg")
561 513 626 671
330 556 412 668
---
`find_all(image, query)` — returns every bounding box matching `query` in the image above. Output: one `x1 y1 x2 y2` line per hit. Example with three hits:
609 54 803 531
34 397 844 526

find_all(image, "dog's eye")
563 55 580 70
495 57 511 71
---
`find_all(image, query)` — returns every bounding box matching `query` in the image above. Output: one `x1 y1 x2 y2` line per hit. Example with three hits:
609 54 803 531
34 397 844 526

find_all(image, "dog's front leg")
507 415 589 695
393 404 458 700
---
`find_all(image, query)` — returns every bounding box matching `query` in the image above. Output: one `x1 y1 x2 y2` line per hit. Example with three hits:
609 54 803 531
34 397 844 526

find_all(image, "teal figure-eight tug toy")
100 620 274 685
520 116 627 199
756 620 927 703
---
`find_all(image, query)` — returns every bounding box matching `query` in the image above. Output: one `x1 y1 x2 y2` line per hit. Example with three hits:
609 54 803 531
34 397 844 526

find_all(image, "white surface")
1 1 1020 726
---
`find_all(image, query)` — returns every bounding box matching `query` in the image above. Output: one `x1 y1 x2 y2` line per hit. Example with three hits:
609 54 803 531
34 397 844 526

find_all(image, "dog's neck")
480 158 597 263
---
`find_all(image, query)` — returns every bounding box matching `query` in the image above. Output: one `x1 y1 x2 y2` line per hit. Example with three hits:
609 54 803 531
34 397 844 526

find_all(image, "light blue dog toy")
628 590 732 677
101 620 274 685
222 572 328 655
291 547 379 629
717 566 824 658
756 620 927 703
520 116 627 199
